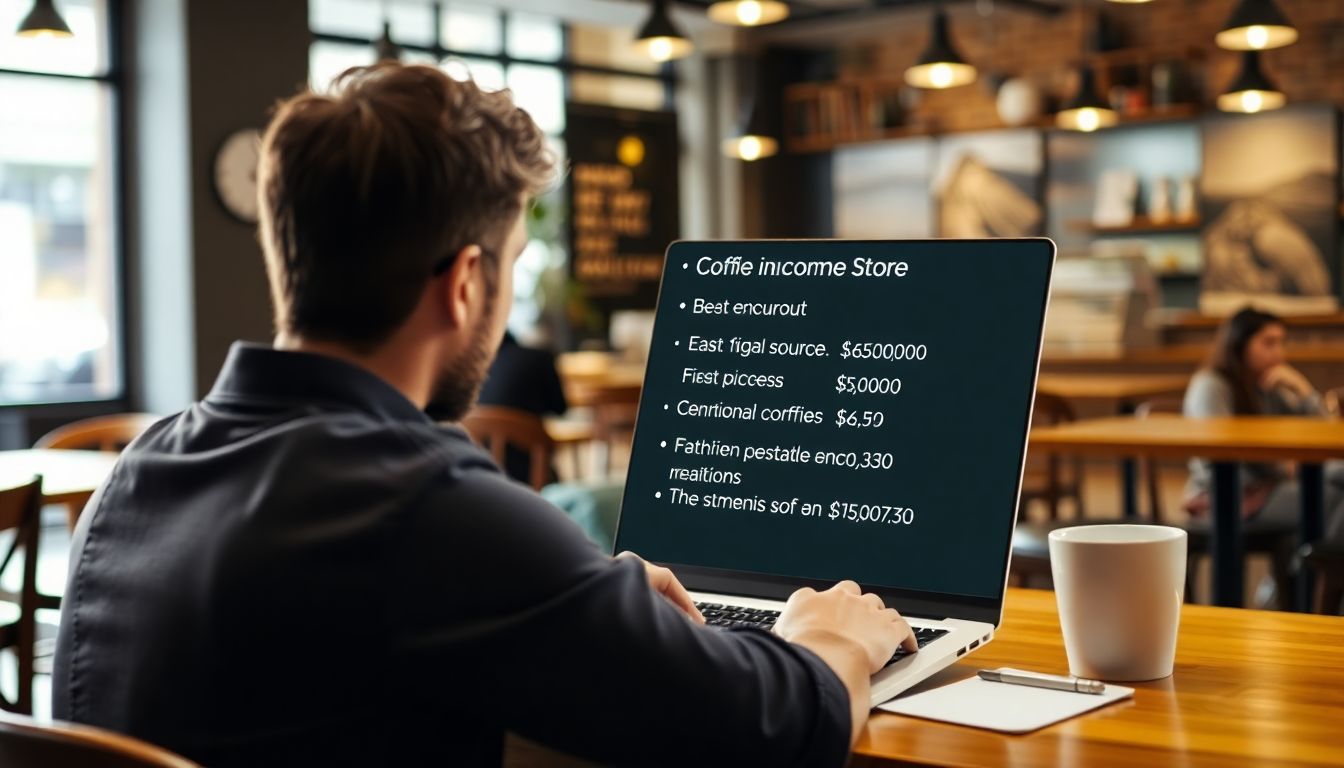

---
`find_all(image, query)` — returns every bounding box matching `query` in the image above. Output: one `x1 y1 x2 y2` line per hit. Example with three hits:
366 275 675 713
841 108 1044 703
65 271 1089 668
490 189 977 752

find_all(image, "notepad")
877 667 1134 733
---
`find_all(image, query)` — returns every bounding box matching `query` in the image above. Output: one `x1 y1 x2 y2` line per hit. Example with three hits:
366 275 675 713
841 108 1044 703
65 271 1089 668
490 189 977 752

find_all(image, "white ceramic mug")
1048 524 1187 681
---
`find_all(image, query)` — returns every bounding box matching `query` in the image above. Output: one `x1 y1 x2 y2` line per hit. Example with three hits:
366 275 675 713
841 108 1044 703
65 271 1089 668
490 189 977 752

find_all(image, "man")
433 330 569 484
54 63 914 766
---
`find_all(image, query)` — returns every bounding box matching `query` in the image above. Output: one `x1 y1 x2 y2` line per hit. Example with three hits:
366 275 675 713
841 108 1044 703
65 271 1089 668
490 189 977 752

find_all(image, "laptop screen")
613 239 1054 602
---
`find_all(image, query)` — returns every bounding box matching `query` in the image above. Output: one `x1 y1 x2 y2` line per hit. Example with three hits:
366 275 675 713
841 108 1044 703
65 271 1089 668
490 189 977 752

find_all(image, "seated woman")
1183 307 1344 541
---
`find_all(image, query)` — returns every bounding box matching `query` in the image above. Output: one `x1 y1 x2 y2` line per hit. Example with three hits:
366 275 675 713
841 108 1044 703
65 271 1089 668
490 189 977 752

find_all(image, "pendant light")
1216 0 1297 51
374 21 402 62
634 0 693 62
722 101 779 162
1056 66 1118 132
1217 51 1286 113
707 0 789 27
723 58 778 161
16 0 72 38
904 7 977 89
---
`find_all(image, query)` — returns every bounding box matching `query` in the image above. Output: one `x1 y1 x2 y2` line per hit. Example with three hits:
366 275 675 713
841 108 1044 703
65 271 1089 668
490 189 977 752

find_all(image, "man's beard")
427 313 497 422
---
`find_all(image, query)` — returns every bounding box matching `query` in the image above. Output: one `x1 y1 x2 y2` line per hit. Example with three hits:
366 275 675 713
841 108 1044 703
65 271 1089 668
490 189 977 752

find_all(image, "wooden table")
0 448 118 510
1036 373 1189 408
1036 373 1191 519
1030 416 1344 608
855 588 1344 767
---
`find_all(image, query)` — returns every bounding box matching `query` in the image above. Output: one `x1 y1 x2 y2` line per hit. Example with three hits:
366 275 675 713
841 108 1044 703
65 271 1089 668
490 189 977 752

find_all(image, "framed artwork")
832 138 935 239
932 129 1044 238
1200 105 1341 314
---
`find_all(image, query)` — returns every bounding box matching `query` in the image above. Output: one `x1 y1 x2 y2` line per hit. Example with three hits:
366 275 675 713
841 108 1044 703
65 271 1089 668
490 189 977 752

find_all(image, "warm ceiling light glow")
904 61 977 89
1217 50 1286 113
1216 0 1297 50
634 0 693 61
722 134 779 162
1218 88 1286 113
707 0 790 27
15 0 72 38
1056 105 1118 132
903 9 976 89
1055 66 1118 132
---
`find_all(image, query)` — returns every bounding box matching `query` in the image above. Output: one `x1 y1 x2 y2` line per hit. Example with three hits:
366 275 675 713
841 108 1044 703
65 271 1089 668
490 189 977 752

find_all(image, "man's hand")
617 551 705 624
773 581 916 745
775 581 915 673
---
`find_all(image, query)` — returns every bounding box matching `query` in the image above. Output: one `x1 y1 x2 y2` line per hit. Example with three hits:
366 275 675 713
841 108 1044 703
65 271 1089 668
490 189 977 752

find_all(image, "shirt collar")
206 342 432 425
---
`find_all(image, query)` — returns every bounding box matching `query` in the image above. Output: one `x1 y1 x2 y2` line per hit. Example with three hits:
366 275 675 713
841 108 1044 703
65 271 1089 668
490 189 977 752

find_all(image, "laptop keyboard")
695 602 950 665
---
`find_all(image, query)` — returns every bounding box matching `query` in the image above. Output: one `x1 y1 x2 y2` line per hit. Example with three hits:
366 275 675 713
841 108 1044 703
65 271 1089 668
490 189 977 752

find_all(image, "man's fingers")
832 580 861 596
860 592 886 611
656 567 705 624
890 612 918 651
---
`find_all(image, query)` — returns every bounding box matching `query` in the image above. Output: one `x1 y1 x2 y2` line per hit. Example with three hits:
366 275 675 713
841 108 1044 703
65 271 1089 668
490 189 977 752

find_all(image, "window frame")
310 2 677 111
0 0 129 416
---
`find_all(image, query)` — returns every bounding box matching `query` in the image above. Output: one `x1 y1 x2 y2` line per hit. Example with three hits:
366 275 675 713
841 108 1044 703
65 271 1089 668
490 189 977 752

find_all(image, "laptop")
612 238 1055 705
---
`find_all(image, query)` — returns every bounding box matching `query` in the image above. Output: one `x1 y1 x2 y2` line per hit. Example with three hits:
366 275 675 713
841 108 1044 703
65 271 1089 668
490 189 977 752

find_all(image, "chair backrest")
1300 542 1344 616
0 711 200 768
587 384 643 442
1135 396 1186 523
34 413 160 452
459 406 556 491
0 477 42 714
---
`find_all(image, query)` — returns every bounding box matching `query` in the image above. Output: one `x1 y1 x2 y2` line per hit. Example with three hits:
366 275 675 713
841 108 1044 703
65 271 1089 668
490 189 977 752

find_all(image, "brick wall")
843 0 1344 132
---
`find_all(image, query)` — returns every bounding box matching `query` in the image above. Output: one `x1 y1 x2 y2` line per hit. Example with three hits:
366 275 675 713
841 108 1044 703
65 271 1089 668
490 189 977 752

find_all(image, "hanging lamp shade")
374 21 402 62
1216 0 1297 51
1055 67 1119 132
16 0 72 38
707 0 789 27
723 100 778 161
634 0 693 62
1217 51 1286 113
904 9 976 89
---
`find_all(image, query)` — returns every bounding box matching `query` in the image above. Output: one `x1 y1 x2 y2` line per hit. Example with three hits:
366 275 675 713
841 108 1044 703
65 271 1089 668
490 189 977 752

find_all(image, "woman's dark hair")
1207 307 1283 414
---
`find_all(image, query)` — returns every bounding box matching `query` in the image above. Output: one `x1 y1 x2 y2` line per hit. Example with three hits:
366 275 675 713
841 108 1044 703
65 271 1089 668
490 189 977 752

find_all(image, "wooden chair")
587 384 642 476
34 413 160 452
1135 398 1296 606
1298 541 1344 615
460 406 556 491
0 710 199 767
1019 394 1084 521
34 413 158 530
0 477 42 714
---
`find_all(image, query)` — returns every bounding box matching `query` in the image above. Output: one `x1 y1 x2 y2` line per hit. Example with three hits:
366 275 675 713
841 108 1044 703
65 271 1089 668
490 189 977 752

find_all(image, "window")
308 1 672 342
0 0 121 406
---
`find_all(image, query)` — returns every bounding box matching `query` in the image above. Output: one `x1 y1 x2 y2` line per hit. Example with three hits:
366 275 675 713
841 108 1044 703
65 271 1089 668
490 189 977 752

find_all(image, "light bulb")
1246 25 1269 49
738 135 762 161
1241 90 1265 112
1077 108 1101 133
930 63 953 89
648 37 674 62
736 0 763 25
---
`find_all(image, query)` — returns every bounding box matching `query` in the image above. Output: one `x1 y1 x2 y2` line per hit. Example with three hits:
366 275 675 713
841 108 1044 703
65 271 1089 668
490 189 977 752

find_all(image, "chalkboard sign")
565 103 680 313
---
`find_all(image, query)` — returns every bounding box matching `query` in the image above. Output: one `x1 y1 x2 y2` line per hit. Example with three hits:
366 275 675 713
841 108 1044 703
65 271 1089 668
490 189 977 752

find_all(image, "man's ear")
439 244 482 329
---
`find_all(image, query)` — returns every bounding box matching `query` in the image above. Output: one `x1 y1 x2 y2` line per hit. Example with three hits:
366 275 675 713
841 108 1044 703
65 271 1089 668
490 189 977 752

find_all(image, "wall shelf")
1067 216 1202 235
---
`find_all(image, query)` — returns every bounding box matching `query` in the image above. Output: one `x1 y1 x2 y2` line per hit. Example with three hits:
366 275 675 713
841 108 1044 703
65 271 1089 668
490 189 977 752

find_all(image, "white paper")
877 668 1135 734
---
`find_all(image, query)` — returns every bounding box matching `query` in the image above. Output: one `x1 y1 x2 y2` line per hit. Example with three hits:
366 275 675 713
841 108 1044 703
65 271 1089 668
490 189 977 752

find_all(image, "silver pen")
977 668 1106 695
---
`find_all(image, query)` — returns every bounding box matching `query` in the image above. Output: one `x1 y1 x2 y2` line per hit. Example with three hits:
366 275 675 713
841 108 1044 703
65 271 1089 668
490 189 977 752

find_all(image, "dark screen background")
614 239 1054 599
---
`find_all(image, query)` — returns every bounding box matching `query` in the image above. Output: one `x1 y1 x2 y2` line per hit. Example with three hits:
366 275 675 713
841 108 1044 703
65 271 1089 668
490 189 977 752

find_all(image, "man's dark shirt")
53 343 849 767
